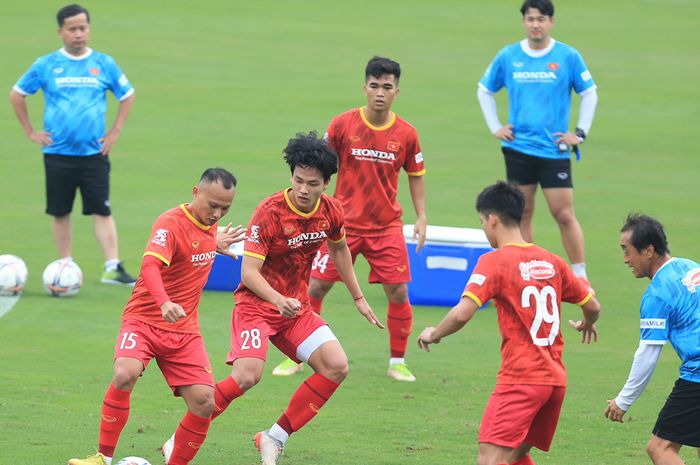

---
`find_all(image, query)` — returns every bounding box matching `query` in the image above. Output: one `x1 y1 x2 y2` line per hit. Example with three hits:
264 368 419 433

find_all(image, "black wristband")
574 127 586 142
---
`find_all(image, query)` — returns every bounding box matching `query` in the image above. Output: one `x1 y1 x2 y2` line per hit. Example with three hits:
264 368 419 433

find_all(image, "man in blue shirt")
477 0 598 295
10 4 136 285
605 214 700 464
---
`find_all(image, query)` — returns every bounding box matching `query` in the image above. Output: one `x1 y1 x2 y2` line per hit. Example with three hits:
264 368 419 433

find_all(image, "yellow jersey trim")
244 251 266 261
180 204 211 231
359 106 396 131
283 188 320 218
143 251 170 266
328 230 346 244
462 291 483 308
407 169 426 177
575 293 594 307
503 242 534 248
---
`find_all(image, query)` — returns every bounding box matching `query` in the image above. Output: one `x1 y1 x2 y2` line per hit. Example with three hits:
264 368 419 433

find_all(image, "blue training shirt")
479 39 596 159
639 257 700 383
13 48 134 156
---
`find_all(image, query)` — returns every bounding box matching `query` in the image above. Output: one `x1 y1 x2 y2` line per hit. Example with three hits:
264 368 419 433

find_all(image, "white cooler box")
403 224 492 307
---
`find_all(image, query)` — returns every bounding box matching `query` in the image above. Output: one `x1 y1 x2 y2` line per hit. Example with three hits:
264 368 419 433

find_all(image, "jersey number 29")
522 285 560 346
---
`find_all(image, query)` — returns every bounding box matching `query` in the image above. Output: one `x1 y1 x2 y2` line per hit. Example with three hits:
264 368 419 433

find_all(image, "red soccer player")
68 168 245 465
163 131 384 465
272 56 427 382
417 181 601 465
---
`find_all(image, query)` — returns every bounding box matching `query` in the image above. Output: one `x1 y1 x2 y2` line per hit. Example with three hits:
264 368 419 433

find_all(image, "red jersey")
326 107 425 236
235 189 345 315
463 244 592 387
122 205 218 334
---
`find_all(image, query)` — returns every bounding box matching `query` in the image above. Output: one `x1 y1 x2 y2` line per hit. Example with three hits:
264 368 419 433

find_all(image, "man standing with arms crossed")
605 214 700 465
272 56 427 382
477 0 598 293
418 181 600 465
68 168 244 465
10 4 137 285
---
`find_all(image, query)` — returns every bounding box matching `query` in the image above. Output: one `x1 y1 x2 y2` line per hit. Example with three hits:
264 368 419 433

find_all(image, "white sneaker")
254 430 284 465
161 433 175 464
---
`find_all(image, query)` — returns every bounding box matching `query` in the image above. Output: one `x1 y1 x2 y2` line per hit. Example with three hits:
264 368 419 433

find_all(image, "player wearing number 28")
417 181 600 465
68 168 244 465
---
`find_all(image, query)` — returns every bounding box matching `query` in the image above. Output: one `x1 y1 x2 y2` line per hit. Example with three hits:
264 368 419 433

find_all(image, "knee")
111 368 139 391
322 357 349 384
190 392 216 418
309 278 332 300
386 285 409 304
233 370 262 391
476 453 490 465
552 208 577 226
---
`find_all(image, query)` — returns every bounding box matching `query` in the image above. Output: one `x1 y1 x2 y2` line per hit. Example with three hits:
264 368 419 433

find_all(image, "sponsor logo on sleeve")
580 70 592 82
467 273 486 286
519 260 556 281
118 74 129 87
248 225 260 243
681 268 700 293
152 228 168 247
640 318 666 329
415 152 424 163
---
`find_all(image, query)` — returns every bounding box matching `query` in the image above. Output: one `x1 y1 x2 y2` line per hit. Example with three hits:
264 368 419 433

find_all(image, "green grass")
1 0 699 464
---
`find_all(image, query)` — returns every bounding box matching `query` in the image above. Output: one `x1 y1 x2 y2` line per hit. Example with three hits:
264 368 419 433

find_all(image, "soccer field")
1 1 699 464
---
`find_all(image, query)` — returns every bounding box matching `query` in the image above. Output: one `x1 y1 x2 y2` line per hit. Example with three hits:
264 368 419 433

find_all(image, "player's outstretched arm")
327 238 384 329
417 295 478 352
408 175 427 253
240 254 300 318
568 296 601 344
216 223 246 259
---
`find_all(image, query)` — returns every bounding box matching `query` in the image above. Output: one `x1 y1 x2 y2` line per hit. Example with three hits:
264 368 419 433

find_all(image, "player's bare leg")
477 442 516 465
272 277 334 376
512 183 537 243
384 283 416 381
646 435 684 465
52 214 72 258
94 214 136 285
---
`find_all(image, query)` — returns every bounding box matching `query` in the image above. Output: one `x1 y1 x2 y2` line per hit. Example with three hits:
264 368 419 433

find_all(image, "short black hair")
520 0 554 17
57 4 90 27
475 181 525 227
283 131 338 182
621 213 670 256
365 56 401 82
199 167 237 190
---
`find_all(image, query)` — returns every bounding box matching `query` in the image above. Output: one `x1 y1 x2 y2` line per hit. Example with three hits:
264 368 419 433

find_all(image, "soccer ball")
0 255 28 296
42 259 83 297
115 458 152 465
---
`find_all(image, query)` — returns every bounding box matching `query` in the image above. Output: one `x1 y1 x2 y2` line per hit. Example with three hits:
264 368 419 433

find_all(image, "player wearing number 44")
418 181 601 465
68 168 246 465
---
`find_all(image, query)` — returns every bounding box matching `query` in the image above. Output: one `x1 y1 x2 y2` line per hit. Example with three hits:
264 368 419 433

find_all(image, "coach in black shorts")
10 4 136 285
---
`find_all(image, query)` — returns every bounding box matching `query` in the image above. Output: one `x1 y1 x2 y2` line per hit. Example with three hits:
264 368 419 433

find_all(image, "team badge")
682 268 700 293
548 62 559 70
351 135 361 142
317 220 330 230
283 224 296 236
519 260 555 281
387 140 400 152
192 241 200 249
90 68 100 76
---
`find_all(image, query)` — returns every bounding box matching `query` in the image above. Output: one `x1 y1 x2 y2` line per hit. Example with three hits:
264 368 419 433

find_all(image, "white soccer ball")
42 259 83 297
115 458 152 465
0 254 28 296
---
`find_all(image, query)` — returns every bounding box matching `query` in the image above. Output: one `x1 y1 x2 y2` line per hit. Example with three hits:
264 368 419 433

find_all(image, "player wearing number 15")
68 168 245 465
417 181 600 465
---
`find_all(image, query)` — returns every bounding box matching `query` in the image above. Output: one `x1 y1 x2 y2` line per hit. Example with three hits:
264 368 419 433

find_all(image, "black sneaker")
101 262 137 286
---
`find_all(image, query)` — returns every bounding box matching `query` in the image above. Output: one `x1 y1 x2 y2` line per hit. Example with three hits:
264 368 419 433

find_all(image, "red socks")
168 411 210 465
309 295 323 315
387 301 413 358
276 373 340 435
98 384 131 458
212 376 244 420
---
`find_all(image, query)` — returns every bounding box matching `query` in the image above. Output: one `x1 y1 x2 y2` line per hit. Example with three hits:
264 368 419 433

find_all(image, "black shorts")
652 378 700 447
502 148 573 188
44 154 111 216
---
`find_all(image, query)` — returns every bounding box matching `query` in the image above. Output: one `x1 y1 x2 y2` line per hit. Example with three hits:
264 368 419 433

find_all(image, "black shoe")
101 262 137 286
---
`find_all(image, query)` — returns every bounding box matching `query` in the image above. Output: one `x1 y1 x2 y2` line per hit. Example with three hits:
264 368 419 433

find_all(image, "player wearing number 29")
68 168 245 465
417 181 600 465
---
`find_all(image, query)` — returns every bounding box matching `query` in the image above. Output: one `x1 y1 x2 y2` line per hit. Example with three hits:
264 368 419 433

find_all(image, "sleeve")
462 253 500 308
403 128 425 176
143 214 177 266
559 257 592 305
325 116 343 155
478 49 506 93
477 85 503 134
614 342 663 411
104 55 134 101
570 49 596 95
140 255 170 307
326 199 346 243
576 89 598 135
243 205 275 261
13 59 43 96
639 294 670 344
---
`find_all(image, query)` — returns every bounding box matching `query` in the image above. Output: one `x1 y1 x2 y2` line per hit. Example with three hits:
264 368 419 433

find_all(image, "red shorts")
114 320 214 395
310 232 410 284
226 304 337 364
478 384 565 451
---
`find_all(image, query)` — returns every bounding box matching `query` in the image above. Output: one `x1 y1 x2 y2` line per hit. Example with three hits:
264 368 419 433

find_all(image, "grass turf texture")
1 0 699 463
